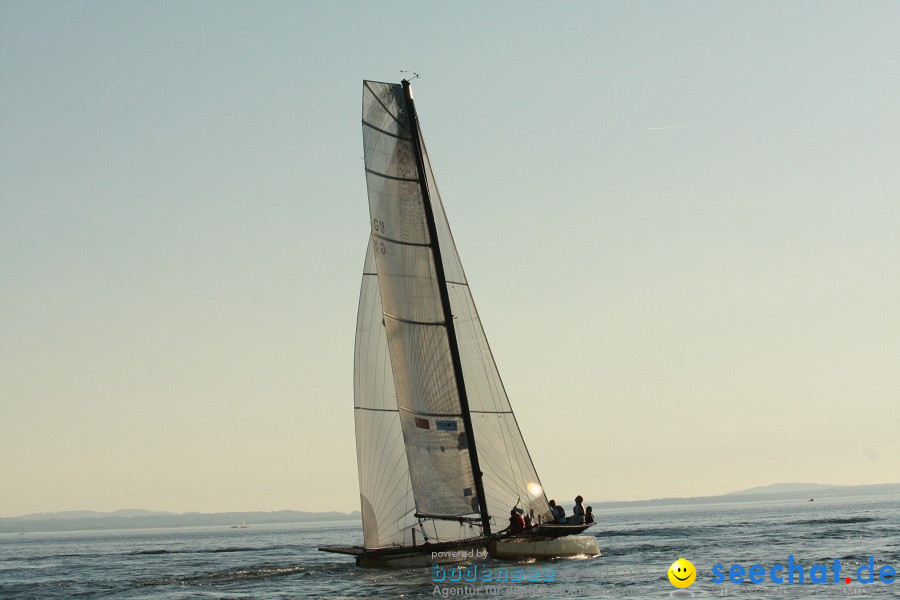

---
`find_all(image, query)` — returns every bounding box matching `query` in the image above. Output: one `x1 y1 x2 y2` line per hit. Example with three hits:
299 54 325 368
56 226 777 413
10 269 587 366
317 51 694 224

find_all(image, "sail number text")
373 218 387 254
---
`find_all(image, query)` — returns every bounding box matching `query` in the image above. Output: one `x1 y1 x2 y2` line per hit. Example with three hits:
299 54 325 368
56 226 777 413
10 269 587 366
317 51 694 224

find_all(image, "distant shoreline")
0 510 361 534
592 482 900 509
3 482 897 534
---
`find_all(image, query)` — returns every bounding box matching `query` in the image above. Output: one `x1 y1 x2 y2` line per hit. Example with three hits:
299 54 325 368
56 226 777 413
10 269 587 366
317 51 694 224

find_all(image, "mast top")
401 72 419 99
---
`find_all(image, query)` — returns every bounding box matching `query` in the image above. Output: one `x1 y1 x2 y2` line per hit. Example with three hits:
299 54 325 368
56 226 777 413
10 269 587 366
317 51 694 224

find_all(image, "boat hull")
488 535 600 561
320 537 489 569
357 545 487 568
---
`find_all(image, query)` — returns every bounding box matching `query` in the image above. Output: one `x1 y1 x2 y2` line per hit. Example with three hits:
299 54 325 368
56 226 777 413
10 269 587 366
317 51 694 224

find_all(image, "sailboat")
230 516 249 528
319 80 599 567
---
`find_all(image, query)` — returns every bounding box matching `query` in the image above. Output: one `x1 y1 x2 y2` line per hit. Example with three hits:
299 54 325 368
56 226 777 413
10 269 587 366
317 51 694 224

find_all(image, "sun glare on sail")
526 482 543 497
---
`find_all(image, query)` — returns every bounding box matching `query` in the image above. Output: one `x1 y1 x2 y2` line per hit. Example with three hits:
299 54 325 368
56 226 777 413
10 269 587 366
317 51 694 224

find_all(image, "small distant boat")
809 498 814 502
231 516 249 528
319 80 599 567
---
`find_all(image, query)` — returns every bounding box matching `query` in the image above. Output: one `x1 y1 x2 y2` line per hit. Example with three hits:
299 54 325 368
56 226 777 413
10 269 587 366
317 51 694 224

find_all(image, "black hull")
319 524 595 567
319 536 488 567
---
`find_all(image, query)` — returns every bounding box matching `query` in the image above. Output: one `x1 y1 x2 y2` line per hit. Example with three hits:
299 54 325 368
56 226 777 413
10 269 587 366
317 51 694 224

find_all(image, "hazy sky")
1 1 898 518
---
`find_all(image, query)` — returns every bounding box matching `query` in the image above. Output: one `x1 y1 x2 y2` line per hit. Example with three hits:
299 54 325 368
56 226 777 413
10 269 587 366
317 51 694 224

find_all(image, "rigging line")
429 519 439 542
371 231 431 248
361 119 412 140
364 168 419 183
364 81 404 128
354 407 399 413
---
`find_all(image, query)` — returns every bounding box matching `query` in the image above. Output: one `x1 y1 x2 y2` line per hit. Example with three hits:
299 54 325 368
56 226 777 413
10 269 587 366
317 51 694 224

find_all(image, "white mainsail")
355 80 551 550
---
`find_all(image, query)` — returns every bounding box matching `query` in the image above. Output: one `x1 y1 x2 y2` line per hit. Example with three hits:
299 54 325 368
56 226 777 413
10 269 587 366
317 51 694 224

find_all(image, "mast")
400 79 492 537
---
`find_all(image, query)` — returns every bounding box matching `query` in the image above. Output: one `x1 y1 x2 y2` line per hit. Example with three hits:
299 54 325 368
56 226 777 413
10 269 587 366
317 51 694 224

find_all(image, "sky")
1 1 898 518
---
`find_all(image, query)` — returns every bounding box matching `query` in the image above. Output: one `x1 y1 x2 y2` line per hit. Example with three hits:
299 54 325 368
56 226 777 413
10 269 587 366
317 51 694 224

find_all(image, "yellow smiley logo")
668 558 697 588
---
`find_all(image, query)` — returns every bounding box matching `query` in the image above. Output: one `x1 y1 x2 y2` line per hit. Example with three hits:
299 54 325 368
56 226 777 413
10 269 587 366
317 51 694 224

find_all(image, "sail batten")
362 120 412 140
364 168 420 183
383 313 445 327
371 234 431 249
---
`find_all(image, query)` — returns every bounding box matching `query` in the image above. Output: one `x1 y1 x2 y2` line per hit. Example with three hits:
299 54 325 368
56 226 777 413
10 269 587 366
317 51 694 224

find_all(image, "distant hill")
724 483 840 495
593 482 900 509
14 509 173 521
0 510 360 534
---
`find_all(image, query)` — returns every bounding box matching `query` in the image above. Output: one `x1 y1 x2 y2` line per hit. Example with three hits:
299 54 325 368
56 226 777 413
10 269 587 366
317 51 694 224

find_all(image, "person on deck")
500 509 526 535
585 506 595 524
548 499 563 523
569 495 585 524
553 502 566 524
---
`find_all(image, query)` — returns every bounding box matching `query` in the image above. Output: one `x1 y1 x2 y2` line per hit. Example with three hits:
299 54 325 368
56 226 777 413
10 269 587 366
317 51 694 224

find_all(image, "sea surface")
1 494 897 599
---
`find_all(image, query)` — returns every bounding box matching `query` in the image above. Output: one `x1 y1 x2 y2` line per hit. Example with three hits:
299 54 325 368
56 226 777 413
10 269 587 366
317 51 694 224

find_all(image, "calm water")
1 495 897 599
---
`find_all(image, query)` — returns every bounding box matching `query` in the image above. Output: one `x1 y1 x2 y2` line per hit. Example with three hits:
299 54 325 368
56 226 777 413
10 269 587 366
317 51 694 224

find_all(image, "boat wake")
128 545 295 556
140 564 309 587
